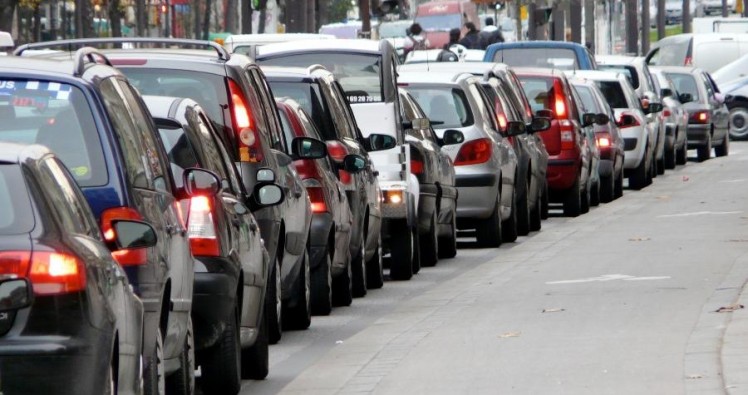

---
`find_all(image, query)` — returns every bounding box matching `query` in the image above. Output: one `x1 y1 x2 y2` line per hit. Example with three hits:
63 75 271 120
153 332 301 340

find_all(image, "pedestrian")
479 17 504 49
436 28 462 61
404 22 430 56
458 22 481 50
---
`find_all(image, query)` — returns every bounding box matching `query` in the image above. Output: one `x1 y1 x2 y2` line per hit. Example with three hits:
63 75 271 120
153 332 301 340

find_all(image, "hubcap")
730 108 748 138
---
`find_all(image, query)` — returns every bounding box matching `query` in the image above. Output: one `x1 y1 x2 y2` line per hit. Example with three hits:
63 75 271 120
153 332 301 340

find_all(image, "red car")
516 68 592 217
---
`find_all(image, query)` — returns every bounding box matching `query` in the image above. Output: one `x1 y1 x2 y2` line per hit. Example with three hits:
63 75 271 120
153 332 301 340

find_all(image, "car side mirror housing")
256 168 275 182
661 88 673 98
536 109 554 119
616 114 637 127
582 112 596 127
111 220 158 250
529 117 551 132
595 113 610 125
647 102 663 113
342 154 367 173
0 279 32 311
679 92 693 104
250 183 284 208
506 121 525 136
365 134 397 151
440 129 465 145
291 136 327 160
183 168 221 196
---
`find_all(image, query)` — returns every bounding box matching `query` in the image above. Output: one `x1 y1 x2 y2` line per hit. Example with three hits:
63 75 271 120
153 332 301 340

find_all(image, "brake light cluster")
305 180 328 213
186 196 220 257
326 141 352 184
0 250 86 295
101 207 148 266
689 110 710 124
455 138 492 166
553 80 567 119
596 133 612 148
618 113 641 129
228 79 263 163
559 119 576 150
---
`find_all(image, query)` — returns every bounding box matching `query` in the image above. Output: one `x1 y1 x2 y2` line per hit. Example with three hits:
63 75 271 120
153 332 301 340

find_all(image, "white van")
646 33 748 73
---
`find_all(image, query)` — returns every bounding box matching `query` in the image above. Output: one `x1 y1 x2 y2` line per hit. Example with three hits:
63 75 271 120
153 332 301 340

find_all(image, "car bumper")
621 127 648 169
546 159 578 191
455 173 499 219
192 268 238 351
309 213 333 271
687 124 711 147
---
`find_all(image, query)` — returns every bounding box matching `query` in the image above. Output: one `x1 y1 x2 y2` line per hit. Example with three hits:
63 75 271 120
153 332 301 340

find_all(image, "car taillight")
0 251 86 296
663 109 672 117
101 207 148 266
326 141 352 184
306 184 328 213
228 79 263 163
294 159 321 180
685 56 692 66
553 80 567 118
618 113 641 129
596 133 612 148
559 119 576 150
410 159 424 175
186 196 220 257
496 111 508 130
690 110 710 124
455 138 492 166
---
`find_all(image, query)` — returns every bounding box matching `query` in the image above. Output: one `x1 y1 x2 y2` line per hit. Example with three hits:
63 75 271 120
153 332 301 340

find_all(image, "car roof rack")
14 37 231 61
74 47 113 77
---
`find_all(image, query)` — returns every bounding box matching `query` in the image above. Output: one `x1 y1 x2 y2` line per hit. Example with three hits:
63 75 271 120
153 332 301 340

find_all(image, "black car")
144 96 286 393
0 142 154 395
7 48 194 394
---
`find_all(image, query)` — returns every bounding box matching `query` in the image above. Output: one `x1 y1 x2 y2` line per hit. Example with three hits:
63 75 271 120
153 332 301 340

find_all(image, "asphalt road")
236 142 748 394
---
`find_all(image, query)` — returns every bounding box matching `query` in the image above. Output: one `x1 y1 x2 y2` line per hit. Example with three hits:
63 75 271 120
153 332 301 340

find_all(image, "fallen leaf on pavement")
715 304 744 313
629 237 651 241
656 195 670 200
682 176 690 182
498 332 521 338
542 308 565 313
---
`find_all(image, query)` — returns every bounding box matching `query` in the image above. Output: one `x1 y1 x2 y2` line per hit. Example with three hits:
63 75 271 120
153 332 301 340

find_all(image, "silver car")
651 67 690 167
399 71 518 248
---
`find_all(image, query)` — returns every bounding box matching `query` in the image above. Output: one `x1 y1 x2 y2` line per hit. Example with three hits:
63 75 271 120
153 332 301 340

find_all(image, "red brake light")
690 110 710 124
455 138 492 166
596 133 612 148
553 80 567 118
0 251 86 295
186 196 220 257
306 186 328 213
228 79 263 163
618 113 641 129
410 159 424 175
326 141 352 184
0 251 31 278
101 207 148 266
663 109 672 117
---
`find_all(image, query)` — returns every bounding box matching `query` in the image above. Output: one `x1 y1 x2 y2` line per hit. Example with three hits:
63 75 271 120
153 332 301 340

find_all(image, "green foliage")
18 0 42 9
328 0 353 23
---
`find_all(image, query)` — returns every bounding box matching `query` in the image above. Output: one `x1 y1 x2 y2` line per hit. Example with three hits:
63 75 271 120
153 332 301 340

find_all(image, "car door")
701 71 730 137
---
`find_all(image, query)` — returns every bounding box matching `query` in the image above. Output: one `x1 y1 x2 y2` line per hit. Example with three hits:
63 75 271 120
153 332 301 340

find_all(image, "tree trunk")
306 0 316 33
110 0 124 37
359 0 370 35
194 0 202 38
241 0 252 33
584 0 594 50
286 0 305 32
226 0 237 32
641 0 650 53
625 0 637 54
0 0 15 36
657 0 665 40
569 0 582 43
202 0 212 39
32 4 40 42
136 0 146 36
317 0 328 28
682 0 690 33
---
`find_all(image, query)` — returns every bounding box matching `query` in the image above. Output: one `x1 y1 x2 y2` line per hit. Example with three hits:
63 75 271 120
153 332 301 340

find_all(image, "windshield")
0 80 106 187
260 53 383 103
0 164 34 235
648 38 690 67
415 14 462 31
492 48 579 70
665 72 701 102
404 86 474 129
517 76 556 114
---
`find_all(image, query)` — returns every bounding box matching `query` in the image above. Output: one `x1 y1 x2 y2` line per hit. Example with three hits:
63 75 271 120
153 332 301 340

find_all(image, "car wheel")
366 235 384 289
580 179 590 214
390 219 415 280
697 135 712 162
438 205 457 259
241 307 269 380
563 176 582 217
600 175 614 203
476 191 503 247
515 178 531 236
331 251 353 306
656 154 665 175
715 132 729 157
529 191 542 232
143 327 165 395
729 105 748 140
420 210 439 267
501 188 518 243
201 307 241 394
629 149 648 190
267 255 282 344
351 238 367 298
665 140 676 169
677 141 688 165
615 170 624 198
166 316 194 395
541 181 549 220
310 249 333 315
284 251 312 330
590 179 600 207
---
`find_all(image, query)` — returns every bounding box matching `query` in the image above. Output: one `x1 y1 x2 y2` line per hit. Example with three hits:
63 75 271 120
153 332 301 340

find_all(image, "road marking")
657 211 742 218
546 274 671 285
720 179 746 183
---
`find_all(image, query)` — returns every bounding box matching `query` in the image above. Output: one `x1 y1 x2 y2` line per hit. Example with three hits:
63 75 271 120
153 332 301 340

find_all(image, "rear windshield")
157 124 198 189
0 164 34 235
268 81 337 141
665 72 700 102
598 65 640 89
259 53 384 103
120 69 228 126
517 76 555 113
0 80 106 187
492 48 578 70
405 87 473 129
572 84 599 112
595 81 629 109
648 39 690 67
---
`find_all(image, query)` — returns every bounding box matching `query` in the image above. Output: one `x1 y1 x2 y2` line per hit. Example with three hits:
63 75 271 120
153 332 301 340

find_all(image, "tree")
109 0 124 37
328 0 351 23
225 0 238 32
0 0 17 36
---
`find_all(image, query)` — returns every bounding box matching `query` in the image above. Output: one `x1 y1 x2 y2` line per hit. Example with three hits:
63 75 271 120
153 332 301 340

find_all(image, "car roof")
399 62 497 75
261 65 331 78
565 70 623 81
398 70 475 84
653 65 700 74
142 95 184 120
512 67 567 77
0 55 76 76
487 40 587 50
225 33 336 46
0 142 50 164
257 39 382 57
596 55 640 65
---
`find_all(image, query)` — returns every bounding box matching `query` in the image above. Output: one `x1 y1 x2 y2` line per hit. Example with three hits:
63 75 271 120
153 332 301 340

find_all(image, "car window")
595 80 630 109
518 76 554 114
573 84 599 113
700 72 715 98
492 47 579 70
598 64 640 89
0 164 34 235
269 80 338 141
666 72 700 101
250 68 286 152
39 157 98 236
406 86 474 129
470 83 499 131
195 113 233 184
157 122 199 189
320 80 357 139
278 106 296 153
0 79 107 187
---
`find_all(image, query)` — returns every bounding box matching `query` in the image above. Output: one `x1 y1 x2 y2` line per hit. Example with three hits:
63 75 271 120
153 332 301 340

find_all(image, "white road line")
657 211 743 218
547 274 671 285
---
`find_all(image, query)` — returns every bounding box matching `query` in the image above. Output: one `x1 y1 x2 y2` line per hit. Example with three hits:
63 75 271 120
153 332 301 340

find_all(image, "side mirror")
582 112 597 127
536 109 554 119
661 88 673 98
617 114 637 127
679 92 693 104
365 134 397 151
343 154 367 173
647 102 663 113
256 168 275 182
441 129 465 145
0 279 32 311
291 137 327 160
111 220 158 250
595 113 610 125
251 183 284 207
529 117 551 132
183 168 221 196
505 121 525 136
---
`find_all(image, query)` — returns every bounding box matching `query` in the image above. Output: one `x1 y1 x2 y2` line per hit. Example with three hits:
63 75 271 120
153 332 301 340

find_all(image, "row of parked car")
0 36 728 395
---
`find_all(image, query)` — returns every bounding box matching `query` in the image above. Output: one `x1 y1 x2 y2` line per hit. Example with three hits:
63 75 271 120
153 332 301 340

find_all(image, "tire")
350 238 367 298
143 327 165 395
600 175 614 203
331 251 353 307
201 309 240 394
697 136 712 162
366 235 384 289
476 192 503 247
166 317 194 395
438 206 457 259
729 105 748 140
541 181 549 220
614 171 624 198
267 255 282 345
390 219 415 280
665 140 676 169
677 142 688 165
284 251 311 330
656 155 665 175
580 179 590 214
529 191 542 232
240 308 269 380
563 176 582 217
590 179 600 207
502 189 518 243
715 132 730 157
420 210 439 267
516 178 531 236
310 249 333 315
629 151 648 190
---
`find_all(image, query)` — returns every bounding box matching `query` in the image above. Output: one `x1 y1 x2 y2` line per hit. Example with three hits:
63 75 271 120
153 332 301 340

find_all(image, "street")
240 143 748 394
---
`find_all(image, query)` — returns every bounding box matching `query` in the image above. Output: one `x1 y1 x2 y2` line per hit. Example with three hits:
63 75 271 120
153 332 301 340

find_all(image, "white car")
223 33 335 56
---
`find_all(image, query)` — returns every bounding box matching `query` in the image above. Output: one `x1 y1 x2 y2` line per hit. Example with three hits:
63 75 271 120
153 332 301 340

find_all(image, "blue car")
484 41 597 71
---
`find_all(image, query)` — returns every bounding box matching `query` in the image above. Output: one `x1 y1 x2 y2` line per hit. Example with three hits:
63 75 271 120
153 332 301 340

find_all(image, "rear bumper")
454 173 498 220
687 124 711 147
546 159 578 191
192 267 239 351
